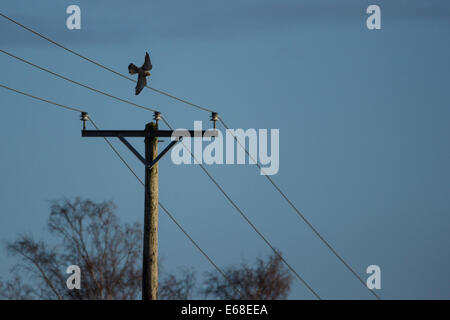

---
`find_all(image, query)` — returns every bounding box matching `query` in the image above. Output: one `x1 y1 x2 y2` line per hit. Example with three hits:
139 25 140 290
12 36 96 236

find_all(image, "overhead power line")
218 119 381 300
0 49 158 113
1 47 320 297
0 12 212 113
1 44 318 296
161 119 321 299
0 83 85 113
88 118 245 299
0 83 244 298
0 12 378 299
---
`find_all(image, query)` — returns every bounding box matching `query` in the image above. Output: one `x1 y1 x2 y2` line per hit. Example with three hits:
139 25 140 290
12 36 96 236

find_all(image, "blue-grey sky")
1 0 450 299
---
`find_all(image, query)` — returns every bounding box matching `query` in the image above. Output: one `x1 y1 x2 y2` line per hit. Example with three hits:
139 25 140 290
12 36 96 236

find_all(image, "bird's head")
145 71 151 77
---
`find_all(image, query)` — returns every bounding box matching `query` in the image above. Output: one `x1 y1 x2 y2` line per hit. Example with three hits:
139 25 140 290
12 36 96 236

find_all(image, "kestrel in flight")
128 52 152 95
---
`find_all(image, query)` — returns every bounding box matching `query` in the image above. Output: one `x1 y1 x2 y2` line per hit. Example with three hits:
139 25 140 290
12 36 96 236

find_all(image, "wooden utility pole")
143 122 158 300
80 111 217 301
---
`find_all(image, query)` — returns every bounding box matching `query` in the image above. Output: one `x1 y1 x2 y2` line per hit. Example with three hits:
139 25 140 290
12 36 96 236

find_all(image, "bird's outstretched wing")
135 74 147 95
141 52 152 71
128 63 139 74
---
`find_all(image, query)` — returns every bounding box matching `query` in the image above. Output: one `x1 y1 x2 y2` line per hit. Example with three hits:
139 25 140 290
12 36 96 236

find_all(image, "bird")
128 52 152 95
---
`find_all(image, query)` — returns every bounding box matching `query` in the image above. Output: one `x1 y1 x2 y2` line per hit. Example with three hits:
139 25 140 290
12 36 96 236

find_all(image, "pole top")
210 112 218 129
145 121 158 132
80 112 89 130
153 111 161 122
211 112 219 121
80 112 89 121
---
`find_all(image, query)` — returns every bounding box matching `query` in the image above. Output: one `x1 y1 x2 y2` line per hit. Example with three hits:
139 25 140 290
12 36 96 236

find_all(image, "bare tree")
0 198 142 300
202 253 293 300
159 267 196 300
0 275 34 300
0 198 293 300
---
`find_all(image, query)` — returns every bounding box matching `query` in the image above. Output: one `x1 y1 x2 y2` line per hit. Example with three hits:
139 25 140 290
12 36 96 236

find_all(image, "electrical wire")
0 12 212 113
0 49 158 113
0 83 84 113
0 12 378 298
157 117 321 299
218 118 381 300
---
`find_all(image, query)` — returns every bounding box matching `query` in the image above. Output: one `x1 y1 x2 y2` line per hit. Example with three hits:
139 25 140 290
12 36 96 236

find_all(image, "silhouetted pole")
80 111 216 300
143 121 158 300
